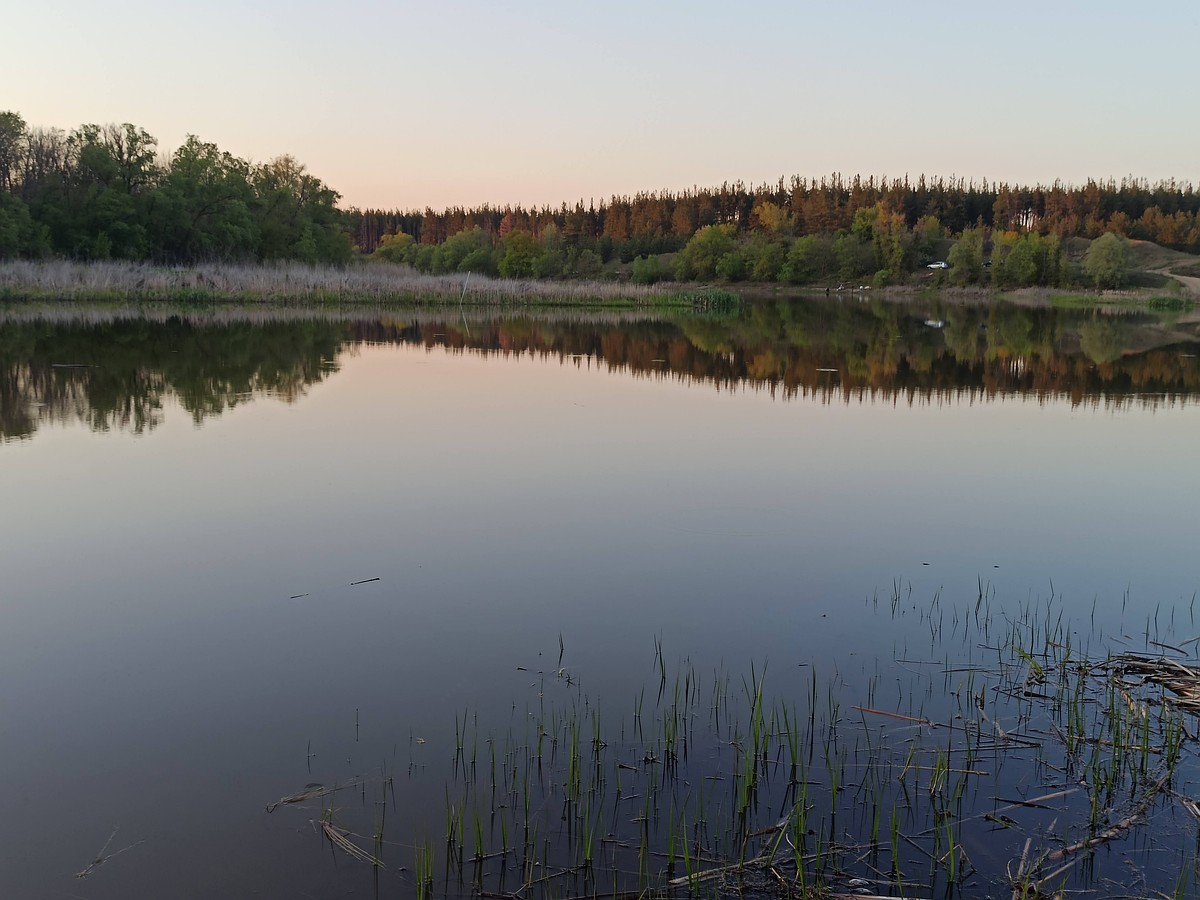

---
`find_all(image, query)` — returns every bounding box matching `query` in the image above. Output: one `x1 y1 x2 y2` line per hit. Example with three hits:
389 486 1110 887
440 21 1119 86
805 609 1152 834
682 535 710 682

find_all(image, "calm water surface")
2 298 1200 898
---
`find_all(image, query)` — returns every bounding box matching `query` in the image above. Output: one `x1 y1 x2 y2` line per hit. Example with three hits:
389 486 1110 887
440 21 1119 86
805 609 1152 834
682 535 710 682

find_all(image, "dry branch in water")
320 820 384 868
76 826 143 878
1112 653 1200 711
265 780 353 813
1045 775 1169 862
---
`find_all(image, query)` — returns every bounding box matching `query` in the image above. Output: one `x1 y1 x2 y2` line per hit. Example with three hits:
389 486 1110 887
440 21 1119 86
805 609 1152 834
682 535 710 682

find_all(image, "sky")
4 0 1197 212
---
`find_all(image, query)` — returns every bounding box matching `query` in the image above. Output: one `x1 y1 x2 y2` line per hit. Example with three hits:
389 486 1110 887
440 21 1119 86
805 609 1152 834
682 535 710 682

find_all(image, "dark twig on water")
266 780 355 813
1045 774 1169 861
320 820 385 868
75 827 143 879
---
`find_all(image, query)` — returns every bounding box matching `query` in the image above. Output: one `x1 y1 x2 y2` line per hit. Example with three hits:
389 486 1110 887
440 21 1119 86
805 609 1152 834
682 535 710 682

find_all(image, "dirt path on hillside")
1168 270 1200 296
1147 263 1200 297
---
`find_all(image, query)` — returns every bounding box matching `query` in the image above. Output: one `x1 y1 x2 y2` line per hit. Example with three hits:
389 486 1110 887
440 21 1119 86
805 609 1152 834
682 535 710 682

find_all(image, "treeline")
351 175 1200 255
350 175 1200 287
4 108 1198 286
361 213 1115 291
0 112 352 263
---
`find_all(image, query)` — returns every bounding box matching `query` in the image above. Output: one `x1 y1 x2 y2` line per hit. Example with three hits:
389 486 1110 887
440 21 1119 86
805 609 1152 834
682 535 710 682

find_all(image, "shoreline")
0 258 1192 311
0 259 738 310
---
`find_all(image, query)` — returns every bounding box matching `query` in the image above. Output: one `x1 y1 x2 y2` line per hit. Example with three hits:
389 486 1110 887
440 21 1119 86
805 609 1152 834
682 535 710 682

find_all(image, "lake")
2 295 1200 899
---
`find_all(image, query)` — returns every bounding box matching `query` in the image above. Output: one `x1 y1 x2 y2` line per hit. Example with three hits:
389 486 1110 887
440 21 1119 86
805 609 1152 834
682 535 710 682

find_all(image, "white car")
926 261 949 269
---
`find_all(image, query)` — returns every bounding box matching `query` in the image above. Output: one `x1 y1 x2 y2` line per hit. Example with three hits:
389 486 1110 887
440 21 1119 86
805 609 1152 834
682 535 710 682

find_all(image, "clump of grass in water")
414 841 435 900
274 595 1200 899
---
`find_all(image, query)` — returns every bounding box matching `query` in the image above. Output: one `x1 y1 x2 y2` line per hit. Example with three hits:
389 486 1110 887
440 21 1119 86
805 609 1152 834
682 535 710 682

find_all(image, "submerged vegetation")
271 588 1200 899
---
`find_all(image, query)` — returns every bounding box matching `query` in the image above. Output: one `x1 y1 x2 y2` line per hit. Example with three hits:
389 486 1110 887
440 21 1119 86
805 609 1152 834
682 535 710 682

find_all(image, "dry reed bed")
1112 653 1200 713
0 298 677 328
0 260 688 306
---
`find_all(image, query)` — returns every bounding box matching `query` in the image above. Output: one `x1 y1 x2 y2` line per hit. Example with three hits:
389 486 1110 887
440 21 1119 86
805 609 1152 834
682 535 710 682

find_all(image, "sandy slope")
1167 270 1200 296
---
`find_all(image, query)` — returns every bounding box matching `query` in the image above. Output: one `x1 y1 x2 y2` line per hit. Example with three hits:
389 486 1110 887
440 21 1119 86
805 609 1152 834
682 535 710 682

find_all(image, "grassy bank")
4 259 1192 317
0 260 740 310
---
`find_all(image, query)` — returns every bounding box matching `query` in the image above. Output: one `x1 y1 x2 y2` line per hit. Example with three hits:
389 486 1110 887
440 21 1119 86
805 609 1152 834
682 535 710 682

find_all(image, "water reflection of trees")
3 299 1198 440
0 317 348 440
358 300 1200 409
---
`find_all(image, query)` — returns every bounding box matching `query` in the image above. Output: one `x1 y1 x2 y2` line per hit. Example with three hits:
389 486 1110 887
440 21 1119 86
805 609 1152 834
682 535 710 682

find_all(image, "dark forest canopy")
2 111 1198 284
349 173 1200 258
354 173 1199 292
0 111 353 264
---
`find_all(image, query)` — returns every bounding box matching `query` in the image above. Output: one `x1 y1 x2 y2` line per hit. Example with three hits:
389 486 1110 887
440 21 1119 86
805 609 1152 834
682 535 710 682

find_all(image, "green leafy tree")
0 192 28 257
533 223 565 277
1003 236 1039 288
1083 232 1133 289
745 235 787 281
371 231 414 263
458 246 497 274
0 111 27 192
913 214 944 260
675 225 736 280
252 155 351 264
432 226 492 273
498 229 544 277
871 210 912 281
567 247 602 278
850 206 878 243
948 228 984 285
779 234 836 284
101 123 158 194
48 123 154 258
151 135 258 261
990 231 1065 288
1029 233 1067 287
2 112 362 265
833 231 875 281
714 248 746 281
990 232 1028 288
409 243 436 271
0 192 47 258
631 254 663 284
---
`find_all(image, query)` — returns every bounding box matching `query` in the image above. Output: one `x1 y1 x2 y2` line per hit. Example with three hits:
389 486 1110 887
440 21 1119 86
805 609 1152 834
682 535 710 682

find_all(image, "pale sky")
4 0 1197 211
